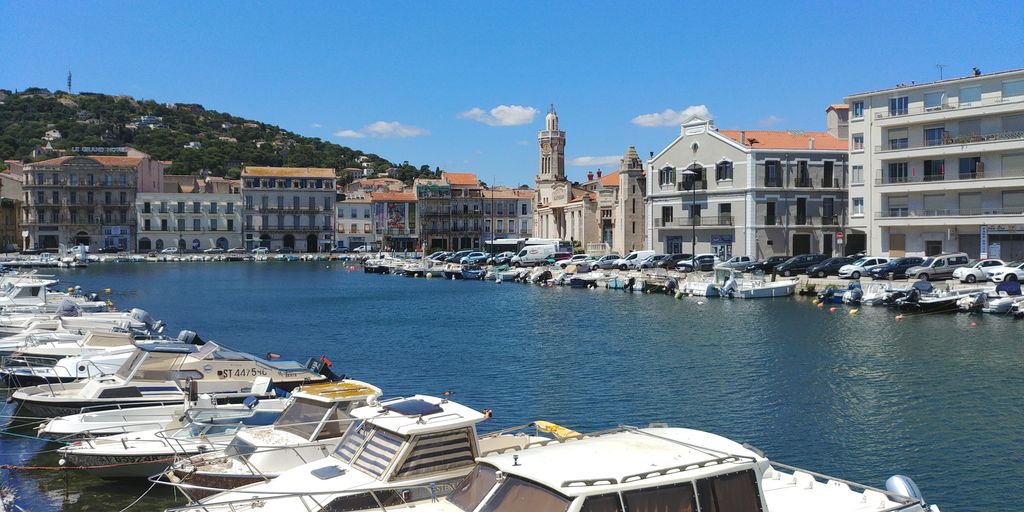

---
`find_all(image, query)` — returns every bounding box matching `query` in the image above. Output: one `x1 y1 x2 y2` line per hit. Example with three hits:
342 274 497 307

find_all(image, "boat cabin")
0 280 52 307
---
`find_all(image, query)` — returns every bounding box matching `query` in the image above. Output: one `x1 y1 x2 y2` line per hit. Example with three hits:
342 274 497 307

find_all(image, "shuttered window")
1002 154 1024 175
959 192 982 212
352 428 403 478
1002 115 1024 132
1003 191 1024 208
393 428 476 479
960 85 982 104
923 194 946 211
1002 79 1024 100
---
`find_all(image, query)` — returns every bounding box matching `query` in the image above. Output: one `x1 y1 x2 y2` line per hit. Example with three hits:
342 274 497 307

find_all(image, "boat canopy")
995 280 1022 296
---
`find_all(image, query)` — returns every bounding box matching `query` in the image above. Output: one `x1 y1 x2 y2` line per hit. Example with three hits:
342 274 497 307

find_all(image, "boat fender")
885 475 925 503
243 396 260 409
482 408 493 419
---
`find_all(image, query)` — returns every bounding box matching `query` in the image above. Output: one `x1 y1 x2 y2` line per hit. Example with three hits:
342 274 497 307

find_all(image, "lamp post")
681 167 698 258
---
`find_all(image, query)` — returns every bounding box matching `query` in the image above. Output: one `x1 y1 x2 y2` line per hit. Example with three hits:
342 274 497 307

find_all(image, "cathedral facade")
533 107 646 255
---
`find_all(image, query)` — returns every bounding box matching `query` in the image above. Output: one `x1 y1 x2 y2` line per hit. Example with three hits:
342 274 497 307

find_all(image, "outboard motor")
177 330 203 345
56 299 82 317
665 278 677 294
885 475 926 504
816 288 835 302
625 277 636 292
130 309 156 328
307 355 343 382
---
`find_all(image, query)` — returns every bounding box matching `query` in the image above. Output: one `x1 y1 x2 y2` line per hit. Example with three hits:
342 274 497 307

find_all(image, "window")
119 174 127 186
888 162 909 183
852 198 864 216
889 96 908 116
279 398 336 440
324 196 331 210
193 201 201 213
623 483 697 512
480 477 571 512
696 470 764 512
1002 79 1024 101
227 219 234 231
852 134 864 150
852 101 864 118
448 465 497 512
1003 114 1024 133
277 196 284 209
924 126 946 146
924 91 947 111
581 494 624 512
210 219 218 231
209 202 218 214
104 191 111 204
888 128 908 150
715 161 733 181
69 174 78 185
960 85 982 105
308 197 315 209
1004 190 1024 212
177 219 185 231
193 219 201 231
795 161 810 187
661 206 673 224
177 201 185 213
120 191 127 204
394 429 475 478
959 157 982 178
923 160 945 181
351 208 357 218
143 219 150 231
226 202 234 214
765 202 777 225
52 191 59 204
521 203 528 215
887 196 908 217
764 161 780 187
659 166 676 187
333 425 403 478
957 119 981 139
161 219 168 231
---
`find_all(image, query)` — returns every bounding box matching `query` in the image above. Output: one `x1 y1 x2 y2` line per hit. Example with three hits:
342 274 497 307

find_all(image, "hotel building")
240 167 336 252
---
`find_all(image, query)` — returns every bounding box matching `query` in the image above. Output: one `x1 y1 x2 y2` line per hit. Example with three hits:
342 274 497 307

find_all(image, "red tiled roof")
598 170 620 187
719 130 847 151
370 191 416 202
29 155 144 167
443 172 480 186
826 104 848 112
242 166 335 178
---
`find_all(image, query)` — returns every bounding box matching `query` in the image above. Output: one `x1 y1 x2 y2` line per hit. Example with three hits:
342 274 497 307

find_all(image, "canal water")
1 262 1021 511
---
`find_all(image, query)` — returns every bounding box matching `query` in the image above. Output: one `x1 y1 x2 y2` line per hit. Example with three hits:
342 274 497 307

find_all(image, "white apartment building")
136 193 242 252
846 68 1024 260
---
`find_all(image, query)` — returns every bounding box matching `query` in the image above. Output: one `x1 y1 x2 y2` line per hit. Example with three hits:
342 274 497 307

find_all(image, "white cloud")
311 123 322 129
631 105 712 127
515 140 530 146
333 121 429 139
569 155 621 167
757 115 784 128
458 105 538 126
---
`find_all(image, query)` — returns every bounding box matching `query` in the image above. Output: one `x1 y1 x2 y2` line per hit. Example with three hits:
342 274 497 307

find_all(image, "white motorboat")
165 380 383 500
37 378 285 440
168 394 568 512
194 425 939 512
720 273 799 299
956 281 1023 314
0 306 163 342
11 342 338 416
58 395 291 478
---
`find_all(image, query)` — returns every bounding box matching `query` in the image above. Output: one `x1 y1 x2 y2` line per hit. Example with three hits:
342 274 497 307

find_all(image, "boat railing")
768 461 925 511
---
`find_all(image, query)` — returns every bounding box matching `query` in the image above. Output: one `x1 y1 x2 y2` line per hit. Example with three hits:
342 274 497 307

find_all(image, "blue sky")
3 1 1023 186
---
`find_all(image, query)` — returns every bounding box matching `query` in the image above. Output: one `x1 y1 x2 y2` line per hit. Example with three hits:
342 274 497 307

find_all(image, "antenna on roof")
936 64 947 80
66 69 72 94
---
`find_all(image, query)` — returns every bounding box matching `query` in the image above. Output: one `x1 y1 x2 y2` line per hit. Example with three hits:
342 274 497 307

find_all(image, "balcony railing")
676 180 708 191
876 129 1024 152
763 178 783 188
794 177 813 188
875 168 1024 185
873 95 1024 120
875 207 1024 219
244 225 333 232
658 215 734 227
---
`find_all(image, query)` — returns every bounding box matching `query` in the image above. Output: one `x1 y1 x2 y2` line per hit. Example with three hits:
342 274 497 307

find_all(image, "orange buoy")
817 302 825 309
970 321 977 327
829 306 837 313
895 314 904 321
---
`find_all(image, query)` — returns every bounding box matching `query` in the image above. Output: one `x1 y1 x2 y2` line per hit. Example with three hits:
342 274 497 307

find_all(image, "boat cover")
995 280 1022 296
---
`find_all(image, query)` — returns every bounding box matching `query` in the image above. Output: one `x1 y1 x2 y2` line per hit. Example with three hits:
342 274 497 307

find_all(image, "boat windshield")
274 398 334 440
332 422 404 478
224 436 258 461
0 282 13 295
449 465 571 512
114 350 147 379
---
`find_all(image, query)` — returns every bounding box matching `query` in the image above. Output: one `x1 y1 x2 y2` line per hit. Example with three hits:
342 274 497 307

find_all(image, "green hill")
0 88 440 182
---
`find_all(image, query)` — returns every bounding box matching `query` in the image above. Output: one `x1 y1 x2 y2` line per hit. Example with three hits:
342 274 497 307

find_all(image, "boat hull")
170 470 268 501
62 451 176 479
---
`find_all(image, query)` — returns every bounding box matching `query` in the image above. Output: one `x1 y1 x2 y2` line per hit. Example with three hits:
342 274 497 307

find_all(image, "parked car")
952 258 1005 283
593 254 622 270
905 252 970 281
615 250 656 270
160 247 181 255
557 254 594 269
511 245 557 267
427 251 450 262
252 247 269 255
274 247 295 254
352 245 375 253
745 255 790 273
837 256 891 279
488 251 515 265
774 254 828 277
203 247 225 254
329 246 348 254
868 256 925 280
639 254 669 269
445 250 474 263
549 251 573 263
986 260 1024 283
717 255 754 270
460 252 490 264
656 253 692 269
806 256 857 278
96 246 122 254
676 253 720 272
227 247 246 254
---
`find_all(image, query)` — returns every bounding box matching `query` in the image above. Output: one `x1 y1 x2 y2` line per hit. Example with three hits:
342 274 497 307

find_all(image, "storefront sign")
980 225 988 258
711 234 733 245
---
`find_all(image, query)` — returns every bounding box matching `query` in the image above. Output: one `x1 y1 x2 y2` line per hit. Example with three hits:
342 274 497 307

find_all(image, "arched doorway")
155 239 165 251
178 238 187 251
259 234 271 249
74 231 90 245
138 238 152 252
306 234 318 253
283 234 295 250
216 237 229 250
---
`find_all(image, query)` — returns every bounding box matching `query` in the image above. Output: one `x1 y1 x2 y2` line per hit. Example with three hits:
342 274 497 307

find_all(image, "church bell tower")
537 104 566 183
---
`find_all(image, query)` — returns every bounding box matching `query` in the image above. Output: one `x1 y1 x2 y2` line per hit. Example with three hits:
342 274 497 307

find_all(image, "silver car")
593 254 622 270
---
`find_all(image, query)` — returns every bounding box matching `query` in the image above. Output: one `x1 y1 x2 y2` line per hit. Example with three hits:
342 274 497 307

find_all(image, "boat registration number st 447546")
217 368 270 378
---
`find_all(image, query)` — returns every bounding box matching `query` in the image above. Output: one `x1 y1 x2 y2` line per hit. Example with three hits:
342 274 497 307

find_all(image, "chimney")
587 171 594 181
808 138 815 150
597 169 603 178
740 131 746 145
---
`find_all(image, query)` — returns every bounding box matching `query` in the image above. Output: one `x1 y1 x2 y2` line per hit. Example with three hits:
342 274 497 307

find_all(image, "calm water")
1 262 1021 511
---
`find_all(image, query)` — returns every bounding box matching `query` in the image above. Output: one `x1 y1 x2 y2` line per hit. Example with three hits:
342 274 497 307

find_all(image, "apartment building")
414 177 452 251
371 191 417 252
240 167 336 252
135 193 241 252
21 153 165 250
445 172 486 250
483 187 533 242
647 113 848 259
336 195 373 251
845 68 1024 260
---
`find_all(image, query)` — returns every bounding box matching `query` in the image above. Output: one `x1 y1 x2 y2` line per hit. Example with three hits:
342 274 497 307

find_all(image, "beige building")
22 152 165 250
336 195 373 251
136 193 242 252
533 107 646 255
0 173 25 251
647 113 848 259
240 167 336 252
845 68 1024 260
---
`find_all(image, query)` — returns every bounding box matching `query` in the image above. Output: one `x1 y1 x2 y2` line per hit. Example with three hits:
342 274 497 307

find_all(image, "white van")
511 244 556 267
614 250 656 270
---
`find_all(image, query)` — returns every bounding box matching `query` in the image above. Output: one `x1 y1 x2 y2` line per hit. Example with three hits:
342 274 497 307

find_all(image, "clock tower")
537 104 566 183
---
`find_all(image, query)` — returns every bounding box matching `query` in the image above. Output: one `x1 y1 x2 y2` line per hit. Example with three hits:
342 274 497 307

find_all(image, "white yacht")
11 342 337 416
58 395 291 478
165 380 384 499
169 395 563 512
188 425 939 512
0 306 160 340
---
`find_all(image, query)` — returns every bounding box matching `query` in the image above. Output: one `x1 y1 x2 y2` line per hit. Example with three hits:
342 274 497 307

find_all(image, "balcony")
244 225 333 232
876 129 1024 153
676 180 708 191
875 168 1024 186
793 177 813 188
659 215 734 227
874 95 1024 120
874 207 1024 219
763 178 784 188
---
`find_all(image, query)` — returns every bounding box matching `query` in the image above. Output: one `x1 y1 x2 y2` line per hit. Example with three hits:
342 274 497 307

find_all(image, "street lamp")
681 167 698 258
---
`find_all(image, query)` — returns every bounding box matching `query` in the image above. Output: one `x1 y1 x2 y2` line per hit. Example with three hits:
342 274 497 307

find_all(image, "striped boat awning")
394 429 475 479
